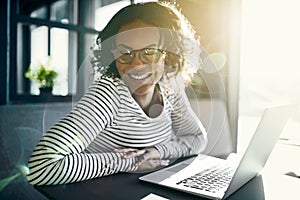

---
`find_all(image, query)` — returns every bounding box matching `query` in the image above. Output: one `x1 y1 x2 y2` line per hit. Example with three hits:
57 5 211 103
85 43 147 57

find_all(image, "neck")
132 85 156 110
133 85 163 118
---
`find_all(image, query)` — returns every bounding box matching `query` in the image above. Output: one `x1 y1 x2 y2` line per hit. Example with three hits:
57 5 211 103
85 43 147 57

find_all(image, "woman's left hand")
114 147 166 168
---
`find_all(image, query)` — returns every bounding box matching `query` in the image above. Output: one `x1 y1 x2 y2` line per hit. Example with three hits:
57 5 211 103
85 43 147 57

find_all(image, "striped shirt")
27 76 207 185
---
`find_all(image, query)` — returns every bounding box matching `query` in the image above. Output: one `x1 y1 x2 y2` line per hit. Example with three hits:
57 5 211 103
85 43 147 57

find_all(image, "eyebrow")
116 43 158 50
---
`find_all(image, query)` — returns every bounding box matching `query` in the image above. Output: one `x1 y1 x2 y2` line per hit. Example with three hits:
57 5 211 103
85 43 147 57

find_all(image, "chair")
189 98 234 158
0 102 72 199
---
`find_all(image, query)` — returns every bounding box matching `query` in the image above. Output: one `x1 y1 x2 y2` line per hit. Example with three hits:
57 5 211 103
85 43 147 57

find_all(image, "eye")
117 49 132 56
143 48 158 55
113 47 134 64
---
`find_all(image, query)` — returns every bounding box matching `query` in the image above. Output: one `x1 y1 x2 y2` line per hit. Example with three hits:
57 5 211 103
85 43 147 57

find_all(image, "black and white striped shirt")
27 76 207 185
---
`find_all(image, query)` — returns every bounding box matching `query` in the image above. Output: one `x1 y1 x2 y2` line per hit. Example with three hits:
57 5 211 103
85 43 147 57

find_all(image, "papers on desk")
140 193 169 200
262 173 300 200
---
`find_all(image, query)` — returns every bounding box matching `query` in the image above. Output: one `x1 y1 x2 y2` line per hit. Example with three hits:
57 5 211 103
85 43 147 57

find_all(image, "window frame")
8 0 99 104
0 0 8 105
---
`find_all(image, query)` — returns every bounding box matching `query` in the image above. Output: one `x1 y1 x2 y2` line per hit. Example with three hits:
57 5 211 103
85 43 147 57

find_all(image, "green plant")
25 60 58 88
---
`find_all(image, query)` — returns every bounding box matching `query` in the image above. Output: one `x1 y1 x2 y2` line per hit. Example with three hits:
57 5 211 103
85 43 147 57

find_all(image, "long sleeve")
155 91 208 159
27 77 136 185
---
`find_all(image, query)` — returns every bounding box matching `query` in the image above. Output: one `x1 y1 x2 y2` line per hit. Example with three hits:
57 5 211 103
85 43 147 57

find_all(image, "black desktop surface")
35 169 265 200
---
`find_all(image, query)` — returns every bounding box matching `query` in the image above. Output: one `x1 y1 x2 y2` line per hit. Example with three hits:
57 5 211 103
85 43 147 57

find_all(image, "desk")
36 171 263 200
35 165 300 200
35 142 300 200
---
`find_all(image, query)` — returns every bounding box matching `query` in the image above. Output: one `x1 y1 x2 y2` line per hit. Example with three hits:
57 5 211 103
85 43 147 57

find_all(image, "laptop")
139 104 295 199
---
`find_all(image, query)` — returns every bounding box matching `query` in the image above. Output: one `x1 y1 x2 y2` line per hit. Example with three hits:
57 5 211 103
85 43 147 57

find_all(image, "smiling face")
115 20 165 95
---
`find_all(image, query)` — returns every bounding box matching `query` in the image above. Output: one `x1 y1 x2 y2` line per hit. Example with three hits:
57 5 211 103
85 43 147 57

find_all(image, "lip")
128 73 152 81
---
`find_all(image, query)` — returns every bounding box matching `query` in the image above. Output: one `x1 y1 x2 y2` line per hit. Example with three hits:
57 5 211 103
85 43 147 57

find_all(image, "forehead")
115 21 160 49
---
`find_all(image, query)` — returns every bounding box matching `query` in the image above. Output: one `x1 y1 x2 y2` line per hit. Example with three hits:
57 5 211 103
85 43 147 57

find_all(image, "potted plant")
25 57 58 95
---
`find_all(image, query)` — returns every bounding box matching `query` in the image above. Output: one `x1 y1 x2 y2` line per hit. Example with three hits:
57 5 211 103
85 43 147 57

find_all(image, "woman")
27 1 207 186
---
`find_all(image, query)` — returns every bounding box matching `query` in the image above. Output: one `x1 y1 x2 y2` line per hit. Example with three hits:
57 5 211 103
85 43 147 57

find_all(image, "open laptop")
139 104 295 199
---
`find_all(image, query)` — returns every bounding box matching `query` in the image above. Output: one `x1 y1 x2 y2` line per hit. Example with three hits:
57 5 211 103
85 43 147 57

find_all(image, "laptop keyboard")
176 164 235 194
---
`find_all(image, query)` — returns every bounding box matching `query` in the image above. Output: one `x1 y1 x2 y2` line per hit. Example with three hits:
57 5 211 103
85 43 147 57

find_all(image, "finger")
148 160 169 168
160 160 170 166
147 160 160 168
124 149 146 159
137 160 169 170
113 148 137 153
135 153 151 165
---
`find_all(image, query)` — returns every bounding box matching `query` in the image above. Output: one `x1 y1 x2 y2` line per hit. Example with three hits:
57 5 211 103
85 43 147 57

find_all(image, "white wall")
239 0 300 150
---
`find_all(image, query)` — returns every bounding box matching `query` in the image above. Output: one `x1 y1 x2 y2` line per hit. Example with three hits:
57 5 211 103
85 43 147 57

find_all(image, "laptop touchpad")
167 163 189 173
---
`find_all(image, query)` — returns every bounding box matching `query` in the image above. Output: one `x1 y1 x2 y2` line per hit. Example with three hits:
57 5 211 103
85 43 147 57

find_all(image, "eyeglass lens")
114 48 162 64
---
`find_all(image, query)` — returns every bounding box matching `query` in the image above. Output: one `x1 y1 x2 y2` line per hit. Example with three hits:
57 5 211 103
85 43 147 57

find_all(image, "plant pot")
39 87 53 95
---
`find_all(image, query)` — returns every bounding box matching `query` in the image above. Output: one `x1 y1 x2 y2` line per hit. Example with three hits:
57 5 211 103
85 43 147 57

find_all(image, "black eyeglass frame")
111 47 165 64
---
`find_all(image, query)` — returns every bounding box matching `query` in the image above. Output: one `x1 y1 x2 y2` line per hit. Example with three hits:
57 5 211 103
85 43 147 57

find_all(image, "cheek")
156 58 165 74
116 62 126 76
158 55 165 66
156 66 164 78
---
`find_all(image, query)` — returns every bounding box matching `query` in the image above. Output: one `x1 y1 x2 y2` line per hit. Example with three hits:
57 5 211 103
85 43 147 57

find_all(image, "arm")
154 91 208 159
27 78 136 185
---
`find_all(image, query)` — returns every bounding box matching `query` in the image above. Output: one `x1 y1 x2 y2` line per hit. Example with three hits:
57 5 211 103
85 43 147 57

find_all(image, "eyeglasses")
112 47 165 64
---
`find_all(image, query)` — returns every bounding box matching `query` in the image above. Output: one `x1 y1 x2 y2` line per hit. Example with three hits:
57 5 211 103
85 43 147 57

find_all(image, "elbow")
26 156 57 186
26 159 43 186
26 166 39 186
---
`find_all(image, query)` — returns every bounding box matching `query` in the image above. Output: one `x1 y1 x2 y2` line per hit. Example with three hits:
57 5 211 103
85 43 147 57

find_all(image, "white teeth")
129 73 151 80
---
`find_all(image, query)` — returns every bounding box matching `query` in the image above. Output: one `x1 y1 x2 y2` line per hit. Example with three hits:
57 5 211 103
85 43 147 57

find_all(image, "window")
9 0 135 103
11 0 82 102
95 1 131 31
